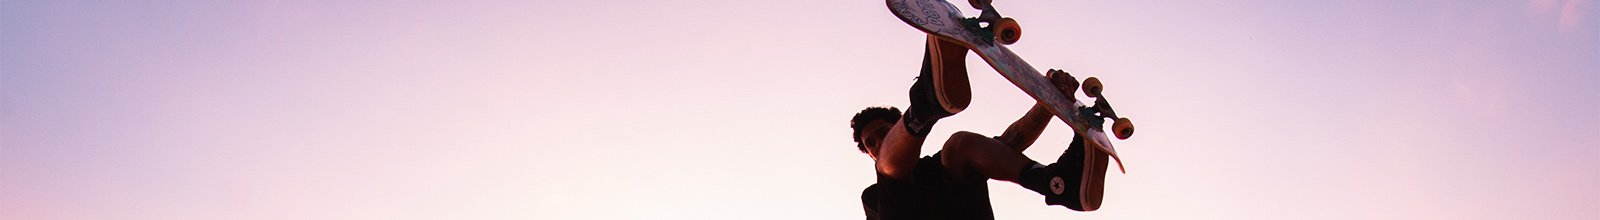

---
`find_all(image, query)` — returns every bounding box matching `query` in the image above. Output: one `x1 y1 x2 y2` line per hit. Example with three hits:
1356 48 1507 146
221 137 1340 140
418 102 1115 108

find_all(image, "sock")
1017 162 1053 196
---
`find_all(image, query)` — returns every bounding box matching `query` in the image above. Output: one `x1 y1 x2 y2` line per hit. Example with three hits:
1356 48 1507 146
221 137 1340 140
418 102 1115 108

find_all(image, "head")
850 106 901 160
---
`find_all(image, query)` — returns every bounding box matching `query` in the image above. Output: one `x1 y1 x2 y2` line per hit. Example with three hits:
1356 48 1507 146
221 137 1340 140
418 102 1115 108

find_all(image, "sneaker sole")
927 36 971 114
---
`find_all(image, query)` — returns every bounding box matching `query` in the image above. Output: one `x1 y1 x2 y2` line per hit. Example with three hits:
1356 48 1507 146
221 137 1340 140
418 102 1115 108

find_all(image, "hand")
1045 69 1078 95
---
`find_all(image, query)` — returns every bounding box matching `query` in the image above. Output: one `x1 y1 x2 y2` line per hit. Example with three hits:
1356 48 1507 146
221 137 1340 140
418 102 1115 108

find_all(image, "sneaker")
1043 137 1108 211
901 37 971 136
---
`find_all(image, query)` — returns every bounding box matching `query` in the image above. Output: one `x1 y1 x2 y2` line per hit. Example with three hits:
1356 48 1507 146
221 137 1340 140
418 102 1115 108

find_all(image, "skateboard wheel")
1082 77 1103 98
1112 117 1134 139
993 18 1021 45
968 0 991 9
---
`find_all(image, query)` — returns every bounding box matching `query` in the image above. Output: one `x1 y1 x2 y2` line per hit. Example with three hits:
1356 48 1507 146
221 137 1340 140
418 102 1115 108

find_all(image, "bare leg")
942 131 1106 211
940 131 1034 182
875 117 929 179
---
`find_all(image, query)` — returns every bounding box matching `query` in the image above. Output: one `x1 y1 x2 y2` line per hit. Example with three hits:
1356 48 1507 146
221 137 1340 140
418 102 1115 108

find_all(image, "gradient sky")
3 0 1596 219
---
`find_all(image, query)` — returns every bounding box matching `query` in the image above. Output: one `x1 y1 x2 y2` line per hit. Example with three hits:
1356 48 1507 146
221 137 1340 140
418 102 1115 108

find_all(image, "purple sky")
4 0 1597 219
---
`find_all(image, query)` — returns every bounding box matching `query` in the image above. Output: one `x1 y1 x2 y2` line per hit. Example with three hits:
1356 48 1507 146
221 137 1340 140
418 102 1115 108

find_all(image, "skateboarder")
852 38 1109 220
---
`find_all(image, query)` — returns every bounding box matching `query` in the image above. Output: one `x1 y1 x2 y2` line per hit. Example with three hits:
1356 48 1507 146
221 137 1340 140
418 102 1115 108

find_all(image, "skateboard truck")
967 0 992 9
959 0 1021 45
1052 70 1133 140
1081 77 1135 140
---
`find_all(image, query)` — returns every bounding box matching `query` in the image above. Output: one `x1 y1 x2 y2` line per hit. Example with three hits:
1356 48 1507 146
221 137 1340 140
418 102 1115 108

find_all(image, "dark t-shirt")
861 152 995 220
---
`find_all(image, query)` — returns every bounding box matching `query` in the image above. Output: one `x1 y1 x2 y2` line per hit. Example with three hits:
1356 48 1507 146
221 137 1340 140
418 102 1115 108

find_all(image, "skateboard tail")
1099 143 1126 173
1113 153 1125 173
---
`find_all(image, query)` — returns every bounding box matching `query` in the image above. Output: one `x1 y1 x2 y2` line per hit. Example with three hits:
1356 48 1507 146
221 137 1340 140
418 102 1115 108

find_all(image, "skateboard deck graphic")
888 0 1126 172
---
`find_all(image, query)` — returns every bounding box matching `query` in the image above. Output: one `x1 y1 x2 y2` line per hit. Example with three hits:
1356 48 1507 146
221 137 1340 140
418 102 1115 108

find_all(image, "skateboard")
886 0 1134 174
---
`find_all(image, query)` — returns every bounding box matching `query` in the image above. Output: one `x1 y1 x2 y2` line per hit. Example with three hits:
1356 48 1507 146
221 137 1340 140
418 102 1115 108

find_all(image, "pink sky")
3 0 1596 219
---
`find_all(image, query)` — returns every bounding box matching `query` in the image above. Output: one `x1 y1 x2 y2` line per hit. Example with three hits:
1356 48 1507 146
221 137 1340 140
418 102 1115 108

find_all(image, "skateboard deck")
888 0 1126 173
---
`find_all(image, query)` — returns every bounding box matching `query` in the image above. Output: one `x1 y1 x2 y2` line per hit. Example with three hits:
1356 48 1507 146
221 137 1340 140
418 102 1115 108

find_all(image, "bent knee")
951 131 989 142
942 131 989 153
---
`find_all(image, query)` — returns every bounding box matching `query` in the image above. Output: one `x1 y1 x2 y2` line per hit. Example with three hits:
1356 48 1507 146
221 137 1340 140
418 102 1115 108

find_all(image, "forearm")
996 103 1053 152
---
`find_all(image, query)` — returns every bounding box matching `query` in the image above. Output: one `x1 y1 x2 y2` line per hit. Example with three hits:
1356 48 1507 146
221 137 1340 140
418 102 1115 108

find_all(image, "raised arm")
995 69 1079 152
995 104 1053 152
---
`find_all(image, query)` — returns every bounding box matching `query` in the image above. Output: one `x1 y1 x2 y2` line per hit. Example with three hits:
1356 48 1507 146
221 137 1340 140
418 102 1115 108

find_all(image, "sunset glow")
4 1 1596 219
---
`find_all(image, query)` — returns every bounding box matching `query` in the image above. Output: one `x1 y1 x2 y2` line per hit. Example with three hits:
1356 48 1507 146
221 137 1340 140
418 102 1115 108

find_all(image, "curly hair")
850 106 901 153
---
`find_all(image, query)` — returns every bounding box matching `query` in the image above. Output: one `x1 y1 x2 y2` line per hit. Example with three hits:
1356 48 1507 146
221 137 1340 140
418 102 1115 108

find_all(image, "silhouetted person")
853 37 1110 220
